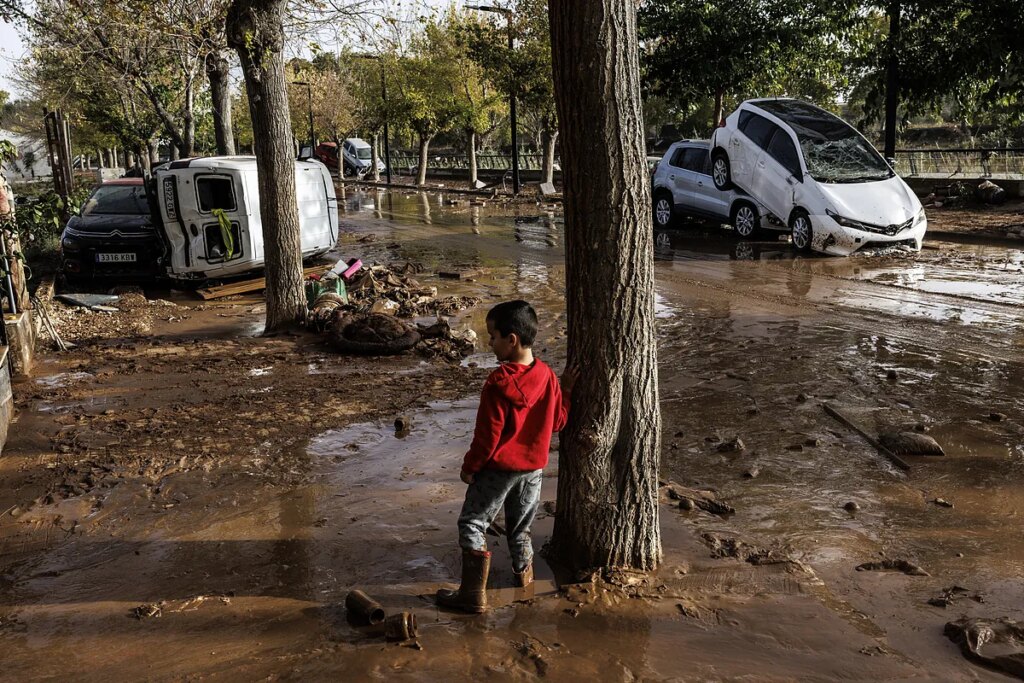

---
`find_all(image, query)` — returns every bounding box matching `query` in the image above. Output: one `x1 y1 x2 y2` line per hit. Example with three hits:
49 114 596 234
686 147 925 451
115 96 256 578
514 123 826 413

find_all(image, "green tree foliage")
462 0 558 182
287 55 357 144
638 0 860 131
849 1 1024 130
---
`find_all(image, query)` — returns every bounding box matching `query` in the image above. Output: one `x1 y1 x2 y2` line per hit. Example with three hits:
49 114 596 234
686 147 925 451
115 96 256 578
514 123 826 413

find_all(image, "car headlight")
914 207 926 226
825 209 874 232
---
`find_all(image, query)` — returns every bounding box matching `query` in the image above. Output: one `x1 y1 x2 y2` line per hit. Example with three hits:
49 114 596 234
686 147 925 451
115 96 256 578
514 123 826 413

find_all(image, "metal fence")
385 151 555 174
893 148 1024 177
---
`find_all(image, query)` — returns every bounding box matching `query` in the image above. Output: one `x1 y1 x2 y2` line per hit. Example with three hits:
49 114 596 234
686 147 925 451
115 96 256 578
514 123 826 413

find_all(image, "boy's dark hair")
486 300 538 346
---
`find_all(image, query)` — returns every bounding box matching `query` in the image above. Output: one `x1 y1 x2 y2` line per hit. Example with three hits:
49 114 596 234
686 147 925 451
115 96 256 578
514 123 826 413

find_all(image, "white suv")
651 140 783 239
710 99 927 255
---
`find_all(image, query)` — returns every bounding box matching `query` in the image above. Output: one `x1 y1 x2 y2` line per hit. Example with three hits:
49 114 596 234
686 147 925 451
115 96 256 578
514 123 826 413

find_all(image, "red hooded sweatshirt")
462 359 569 474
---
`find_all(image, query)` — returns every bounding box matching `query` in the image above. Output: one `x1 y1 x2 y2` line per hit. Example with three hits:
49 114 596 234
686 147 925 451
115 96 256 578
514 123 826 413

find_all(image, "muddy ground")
2 191 1024 680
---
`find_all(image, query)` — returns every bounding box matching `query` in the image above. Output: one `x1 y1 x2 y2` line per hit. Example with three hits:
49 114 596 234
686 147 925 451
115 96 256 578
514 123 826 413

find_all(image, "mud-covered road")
2 189 1023 680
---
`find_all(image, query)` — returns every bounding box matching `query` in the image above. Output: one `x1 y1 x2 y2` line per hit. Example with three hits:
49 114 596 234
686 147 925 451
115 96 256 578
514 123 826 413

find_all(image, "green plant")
1 187 91 278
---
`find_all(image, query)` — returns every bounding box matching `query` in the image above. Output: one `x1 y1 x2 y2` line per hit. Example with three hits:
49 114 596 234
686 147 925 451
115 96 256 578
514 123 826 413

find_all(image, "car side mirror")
786 175 799 186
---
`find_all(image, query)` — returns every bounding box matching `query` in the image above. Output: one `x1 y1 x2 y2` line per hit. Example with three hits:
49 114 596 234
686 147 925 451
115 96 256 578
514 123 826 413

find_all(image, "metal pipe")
345 590 385 625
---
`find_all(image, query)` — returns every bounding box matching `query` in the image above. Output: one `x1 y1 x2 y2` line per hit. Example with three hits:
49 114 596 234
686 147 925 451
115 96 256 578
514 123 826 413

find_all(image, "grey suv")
651 140 783 238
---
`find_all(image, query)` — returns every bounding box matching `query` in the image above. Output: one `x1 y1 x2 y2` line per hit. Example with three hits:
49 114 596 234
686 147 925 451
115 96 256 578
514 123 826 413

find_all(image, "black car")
60 179 165 280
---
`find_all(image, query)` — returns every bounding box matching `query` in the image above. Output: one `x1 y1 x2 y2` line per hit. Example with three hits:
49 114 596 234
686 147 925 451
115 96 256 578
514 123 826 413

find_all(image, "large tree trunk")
467 129 478 186
148 139 160 167
548 0 661 572
227 0 306 333
206 49 236 156
541 125 558 185
416 133 432 187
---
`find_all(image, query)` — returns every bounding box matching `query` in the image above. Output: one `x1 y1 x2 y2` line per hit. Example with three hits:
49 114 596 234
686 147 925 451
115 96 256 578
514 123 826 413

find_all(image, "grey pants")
458 469 543 572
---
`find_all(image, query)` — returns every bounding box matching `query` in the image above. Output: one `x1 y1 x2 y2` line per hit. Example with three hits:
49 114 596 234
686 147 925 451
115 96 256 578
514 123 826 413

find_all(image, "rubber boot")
436 549 490 613
513 563 534 588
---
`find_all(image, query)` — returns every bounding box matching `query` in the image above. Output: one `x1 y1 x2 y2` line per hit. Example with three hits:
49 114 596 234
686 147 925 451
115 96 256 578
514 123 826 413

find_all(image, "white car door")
733 112 778 191
751 126 803 223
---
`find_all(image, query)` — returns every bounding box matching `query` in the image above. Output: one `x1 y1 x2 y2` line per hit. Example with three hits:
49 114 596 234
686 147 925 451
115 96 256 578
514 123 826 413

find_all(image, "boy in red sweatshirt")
436 300 576 613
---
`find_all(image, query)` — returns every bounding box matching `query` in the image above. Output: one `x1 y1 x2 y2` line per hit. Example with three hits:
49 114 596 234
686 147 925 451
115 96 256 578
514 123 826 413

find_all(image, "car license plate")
96 253 137 263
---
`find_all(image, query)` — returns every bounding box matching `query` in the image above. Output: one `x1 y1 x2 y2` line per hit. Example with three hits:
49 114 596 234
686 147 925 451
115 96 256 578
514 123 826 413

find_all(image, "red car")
314 141 339 170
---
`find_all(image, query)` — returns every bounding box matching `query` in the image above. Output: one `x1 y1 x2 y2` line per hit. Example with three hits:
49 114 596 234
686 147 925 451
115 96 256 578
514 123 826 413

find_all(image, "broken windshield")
755 100 893 183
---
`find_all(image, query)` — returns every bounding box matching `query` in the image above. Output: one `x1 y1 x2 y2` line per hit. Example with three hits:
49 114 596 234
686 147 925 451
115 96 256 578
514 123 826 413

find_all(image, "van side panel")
294 162 336 255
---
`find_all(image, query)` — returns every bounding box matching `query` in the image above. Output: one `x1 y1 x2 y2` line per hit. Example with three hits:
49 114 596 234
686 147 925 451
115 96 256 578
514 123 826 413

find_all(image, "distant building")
0 129 51 181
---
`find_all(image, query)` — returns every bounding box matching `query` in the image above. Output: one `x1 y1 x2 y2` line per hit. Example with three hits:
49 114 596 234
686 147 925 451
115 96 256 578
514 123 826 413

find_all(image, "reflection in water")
471 205 481 233
543 211 559 248
419 192 432 225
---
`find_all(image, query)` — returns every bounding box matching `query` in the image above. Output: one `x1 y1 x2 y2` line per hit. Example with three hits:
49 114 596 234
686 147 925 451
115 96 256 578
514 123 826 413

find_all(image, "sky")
0 19 26 97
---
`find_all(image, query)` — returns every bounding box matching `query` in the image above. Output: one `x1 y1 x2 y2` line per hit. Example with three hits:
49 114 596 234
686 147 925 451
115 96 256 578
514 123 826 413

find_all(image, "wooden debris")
195 265 325 300
823 403 911 472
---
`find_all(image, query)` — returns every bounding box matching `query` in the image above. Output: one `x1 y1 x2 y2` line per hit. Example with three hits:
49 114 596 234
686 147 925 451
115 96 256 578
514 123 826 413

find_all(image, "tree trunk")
136 145 150 173
712 88 725 131
541 126 558 185
371 132 380 182
416 133 432 187
126 148 136 170
206 49 236 156
183 80 195 157
148 139 160 166
227 0 306 333
548 0 661 572
884 0 901 160
170 143 180 161
467 129 478 186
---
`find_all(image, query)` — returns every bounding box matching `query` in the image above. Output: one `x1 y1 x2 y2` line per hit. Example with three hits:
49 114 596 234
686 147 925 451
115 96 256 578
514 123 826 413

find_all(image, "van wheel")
790 210 813 251
712 152 732 190
653 192 675 229
732 202 759 238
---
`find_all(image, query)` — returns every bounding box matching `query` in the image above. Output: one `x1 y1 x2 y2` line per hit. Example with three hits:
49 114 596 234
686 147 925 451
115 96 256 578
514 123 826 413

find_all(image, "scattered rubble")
717 437 745 453
328 313 421 356
855 559 929 576
928 585 983 608
701 533 792 565
878 431 945 456
660 482 734 516
945 617 1024 678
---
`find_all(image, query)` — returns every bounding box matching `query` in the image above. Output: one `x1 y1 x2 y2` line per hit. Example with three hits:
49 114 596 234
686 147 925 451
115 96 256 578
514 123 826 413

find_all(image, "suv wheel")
653 193 674 229
732 202 759 238
790 210 813 251
712 152 732 190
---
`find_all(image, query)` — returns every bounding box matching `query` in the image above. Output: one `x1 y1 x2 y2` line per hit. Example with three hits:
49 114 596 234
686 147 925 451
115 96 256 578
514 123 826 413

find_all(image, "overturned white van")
155 156 338 281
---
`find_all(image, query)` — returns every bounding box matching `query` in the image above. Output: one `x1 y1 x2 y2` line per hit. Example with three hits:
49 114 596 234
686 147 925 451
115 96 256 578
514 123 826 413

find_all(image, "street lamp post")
354 54 392 185
291 80 315 157
466 4 519 194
